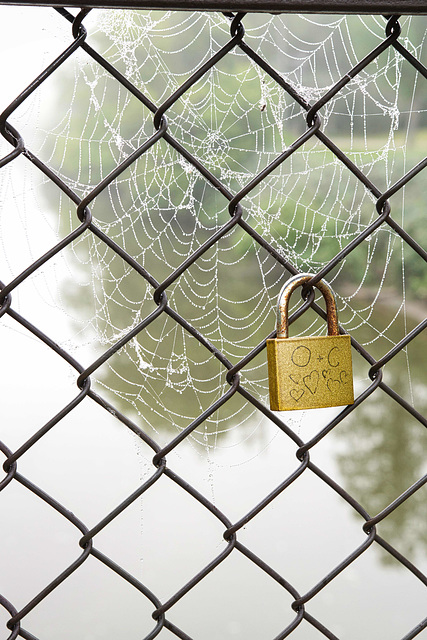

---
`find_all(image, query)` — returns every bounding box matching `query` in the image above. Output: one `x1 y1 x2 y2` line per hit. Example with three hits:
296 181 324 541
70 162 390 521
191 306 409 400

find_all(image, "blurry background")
0 7 426 639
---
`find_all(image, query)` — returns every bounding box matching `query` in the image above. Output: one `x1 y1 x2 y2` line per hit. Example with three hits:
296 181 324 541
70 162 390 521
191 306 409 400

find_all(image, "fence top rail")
2 0 427 12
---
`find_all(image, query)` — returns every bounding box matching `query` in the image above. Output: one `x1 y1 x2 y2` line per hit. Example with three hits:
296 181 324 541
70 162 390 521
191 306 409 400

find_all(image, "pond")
1 300 426 639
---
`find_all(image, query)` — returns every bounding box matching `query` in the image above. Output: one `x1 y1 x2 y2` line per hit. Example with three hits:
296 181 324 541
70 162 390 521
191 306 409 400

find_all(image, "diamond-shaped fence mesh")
0 5 426 640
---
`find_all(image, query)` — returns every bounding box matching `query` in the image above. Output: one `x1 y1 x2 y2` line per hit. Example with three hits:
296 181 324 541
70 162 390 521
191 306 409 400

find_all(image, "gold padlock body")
267 334 354 411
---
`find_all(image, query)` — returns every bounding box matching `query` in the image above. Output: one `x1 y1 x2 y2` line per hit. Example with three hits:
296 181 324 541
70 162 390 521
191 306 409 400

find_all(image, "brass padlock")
267 274 354 411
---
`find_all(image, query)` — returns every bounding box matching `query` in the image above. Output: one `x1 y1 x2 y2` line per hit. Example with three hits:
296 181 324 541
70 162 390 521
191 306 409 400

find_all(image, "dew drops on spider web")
24 9 425 473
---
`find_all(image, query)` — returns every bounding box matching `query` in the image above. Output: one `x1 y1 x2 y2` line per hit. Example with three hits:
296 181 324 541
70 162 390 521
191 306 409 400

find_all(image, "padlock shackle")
276 273 340 339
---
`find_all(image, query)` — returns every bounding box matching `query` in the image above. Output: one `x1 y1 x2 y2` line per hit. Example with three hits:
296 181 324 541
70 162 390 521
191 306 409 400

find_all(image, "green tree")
43 10 427 443
336 331 427 564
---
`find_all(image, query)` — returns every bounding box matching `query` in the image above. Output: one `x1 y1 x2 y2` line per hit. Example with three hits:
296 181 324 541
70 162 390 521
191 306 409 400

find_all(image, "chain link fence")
0 5 426 639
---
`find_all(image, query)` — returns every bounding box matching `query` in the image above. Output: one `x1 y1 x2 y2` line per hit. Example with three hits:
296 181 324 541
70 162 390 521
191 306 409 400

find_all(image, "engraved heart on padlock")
327 378 340 393
340 370 348 383
303 370 319 395
290 388 304 402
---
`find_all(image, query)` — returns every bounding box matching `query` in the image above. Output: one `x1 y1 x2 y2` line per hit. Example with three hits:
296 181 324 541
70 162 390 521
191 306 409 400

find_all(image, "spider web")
4 9 427 450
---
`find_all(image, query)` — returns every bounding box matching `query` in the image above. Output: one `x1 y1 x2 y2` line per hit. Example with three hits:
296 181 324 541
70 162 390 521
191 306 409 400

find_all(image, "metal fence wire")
1 6 427 640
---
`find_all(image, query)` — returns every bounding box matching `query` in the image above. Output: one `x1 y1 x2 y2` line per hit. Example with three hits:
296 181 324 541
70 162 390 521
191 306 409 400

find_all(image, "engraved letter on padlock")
267 274 354 411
